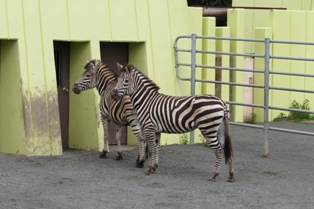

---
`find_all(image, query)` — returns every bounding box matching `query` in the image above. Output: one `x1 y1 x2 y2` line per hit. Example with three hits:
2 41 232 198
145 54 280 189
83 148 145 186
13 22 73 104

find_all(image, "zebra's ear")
116 62 124 73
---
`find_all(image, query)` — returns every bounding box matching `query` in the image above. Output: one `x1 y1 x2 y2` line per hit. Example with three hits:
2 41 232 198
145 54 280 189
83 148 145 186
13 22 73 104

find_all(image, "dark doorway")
100 42 129 145
54 41 70 148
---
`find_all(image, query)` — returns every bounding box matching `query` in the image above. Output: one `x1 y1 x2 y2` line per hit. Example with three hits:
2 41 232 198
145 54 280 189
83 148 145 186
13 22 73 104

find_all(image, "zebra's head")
111 63 135 100
72 60 101 94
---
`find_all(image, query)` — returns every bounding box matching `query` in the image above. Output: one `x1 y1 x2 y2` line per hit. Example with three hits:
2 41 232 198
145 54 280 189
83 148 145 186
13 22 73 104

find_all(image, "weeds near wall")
245 113 257 124
273 99 314 122
179 134 189 145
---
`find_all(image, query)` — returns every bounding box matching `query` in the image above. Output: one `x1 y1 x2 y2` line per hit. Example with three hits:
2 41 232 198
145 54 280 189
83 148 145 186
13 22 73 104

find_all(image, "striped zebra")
72 60 146 167
112 64 234 182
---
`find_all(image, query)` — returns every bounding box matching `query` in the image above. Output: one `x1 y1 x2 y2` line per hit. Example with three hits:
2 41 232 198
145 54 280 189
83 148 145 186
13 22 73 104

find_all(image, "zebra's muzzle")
111 89 121 101
72 84 81 94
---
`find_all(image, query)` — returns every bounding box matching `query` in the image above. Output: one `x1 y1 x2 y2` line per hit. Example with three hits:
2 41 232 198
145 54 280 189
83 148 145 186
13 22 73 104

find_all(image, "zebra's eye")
86 73 91 78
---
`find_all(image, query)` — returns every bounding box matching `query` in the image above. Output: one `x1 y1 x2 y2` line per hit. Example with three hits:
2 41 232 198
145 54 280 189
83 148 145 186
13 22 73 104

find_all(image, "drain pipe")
202 7 228 17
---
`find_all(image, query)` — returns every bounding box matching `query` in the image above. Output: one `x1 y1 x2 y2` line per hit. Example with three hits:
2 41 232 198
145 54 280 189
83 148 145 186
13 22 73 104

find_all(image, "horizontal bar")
176 49 192 53
176 77 191 81
226 101 265 108
195 36 265 43
269 106 314 114
197 64 265 74
271 55 314 61
270 86 314 94
177 62 314 78
270 39 314 46
195 79 265 89
231 122 314 136
176 62 191 67
230 122 265 129
269 126 314 136
271 70 314 78
197 50 265 58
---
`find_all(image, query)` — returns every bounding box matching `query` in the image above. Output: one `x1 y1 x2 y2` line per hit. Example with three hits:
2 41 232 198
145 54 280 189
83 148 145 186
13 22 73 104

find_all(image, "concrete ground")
0 121 313 209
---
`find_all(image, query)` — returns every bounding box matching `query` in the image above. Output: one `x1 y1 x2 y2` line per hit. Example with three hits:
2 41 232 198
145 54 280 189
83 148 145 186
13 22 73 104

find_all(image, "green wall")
0 40 27 155
1 0 312 155
0 0 207 154
226 7 314 122
233 0 314 10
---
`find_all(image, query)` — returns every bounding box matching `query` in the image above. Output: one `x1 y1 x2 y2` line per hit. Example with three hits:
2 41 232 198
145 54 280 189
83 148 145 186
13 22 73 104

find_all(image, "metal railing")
174 34 314 157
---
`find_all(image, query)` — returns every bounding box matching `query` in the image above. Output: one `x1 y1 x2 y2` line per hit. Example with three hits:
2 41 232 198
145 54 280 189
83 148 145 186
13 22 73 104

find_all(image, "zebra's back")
141 93 226 134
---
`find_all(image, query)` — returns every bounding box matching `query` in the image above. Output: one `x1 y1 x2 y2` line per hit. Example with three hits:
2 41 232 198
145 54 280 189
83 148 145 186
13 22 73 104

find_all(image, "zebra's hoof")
136 159 145 168
116 155 123 161
99 151 107 159
115 152 123 161
145 166 155 175
209 173 219 182
227 172 234 182
209 177 216 182
228 176 235 182
153 164 158 170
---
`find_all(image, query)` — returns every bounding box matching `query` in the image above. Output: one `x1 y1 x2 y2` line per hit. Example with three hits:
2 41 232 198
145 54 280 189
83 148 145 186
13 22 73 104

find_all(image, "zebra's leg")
145 132 157 175
115 125 123 161
135 129 146 168
152 133 161 172
136 140 145 168
210 147 223 182
202 131 223 182
124 107 146 167
128 119 145 168
228 156 235 182
217 118 234 182
100 117 110 159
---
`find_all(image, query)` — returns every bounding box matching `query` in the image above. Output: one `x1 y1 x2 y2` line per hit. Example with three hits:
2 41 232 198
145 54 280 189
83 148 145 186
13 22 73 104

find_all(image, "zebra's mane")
85 59 119 78
126 64 160 92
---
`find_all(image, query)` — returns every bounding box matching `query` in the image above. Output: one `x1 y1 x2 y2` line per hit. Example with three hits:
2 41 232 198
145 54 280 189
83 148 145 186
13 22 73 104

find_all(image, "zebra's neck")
130 71 160 112
96 65 117 95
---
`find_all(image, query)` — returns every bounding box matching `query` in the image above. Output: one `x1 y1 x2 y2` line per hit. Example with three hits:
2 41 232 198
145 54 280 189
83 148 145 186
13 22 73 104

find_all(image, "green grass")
273 99 314 122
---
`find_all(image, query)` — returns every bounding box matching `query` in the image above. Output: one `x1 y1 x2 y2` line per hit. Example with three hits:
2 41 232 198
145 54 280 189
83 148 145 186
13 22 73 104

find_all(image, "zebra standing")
112 64 234 182
72 60 146 167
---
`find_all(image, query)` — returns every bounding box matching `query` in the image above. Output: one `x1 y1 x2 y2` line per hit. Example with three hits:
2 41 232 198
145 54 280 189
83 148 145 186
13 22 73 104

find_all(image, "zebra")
72 60 146 167
112 63 234 182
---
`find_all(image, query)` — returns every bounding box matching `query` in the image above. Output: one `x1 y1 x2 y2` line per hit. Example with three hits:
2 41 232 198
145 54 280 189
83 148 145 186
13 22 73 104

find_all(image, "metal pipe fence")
174 34 314 157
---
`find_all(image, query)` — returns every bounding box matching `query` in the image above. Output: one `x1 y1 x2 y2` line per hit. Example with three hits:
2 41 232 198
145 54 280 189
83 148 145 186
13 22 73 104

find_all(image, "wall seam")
65 0 71 40
107 0 113 41
4 0 10 38
134 0 140 41
21 0 34 154
37 0 52 154
146 0 155 80
166 0 177 96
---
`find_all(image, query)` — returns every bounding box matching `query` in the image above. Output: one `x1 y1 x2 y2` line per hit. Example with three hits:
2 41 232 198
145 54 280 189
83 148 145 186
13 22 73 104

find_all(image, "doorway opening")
53 41 70 148
0 40 25 154
100 42 129 145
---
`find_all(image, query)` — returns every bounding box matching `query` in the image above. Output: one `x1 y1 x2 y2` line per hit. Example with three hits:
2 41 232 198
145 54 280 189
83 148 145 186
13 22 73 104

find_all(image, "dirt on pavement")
0 121 313 209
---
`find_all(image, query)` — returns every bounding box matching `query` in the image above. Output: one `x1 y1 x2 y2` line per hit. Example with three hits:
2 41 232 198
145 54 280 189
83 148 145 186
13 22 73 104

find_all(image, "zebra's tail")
223 114 233 165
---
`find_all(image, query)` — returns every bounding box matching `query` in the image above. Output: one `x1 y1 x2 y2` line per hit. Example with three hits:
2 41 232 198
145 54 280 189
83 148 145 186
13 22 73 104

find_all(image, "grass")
273 99 314 122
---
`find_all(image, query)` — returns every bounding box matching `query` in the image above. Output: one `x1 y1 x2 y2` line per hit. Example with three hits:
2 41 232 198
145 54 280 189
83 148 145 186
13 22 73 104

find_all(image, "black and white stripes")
72 60 145 167
112 64 234 182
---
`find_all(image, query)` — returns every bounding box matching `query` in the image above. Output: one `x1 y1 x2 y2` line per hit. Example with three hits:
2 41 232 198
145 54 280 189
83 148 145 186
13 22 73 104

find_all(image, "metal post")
263 38 270 157
190 34 197 144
